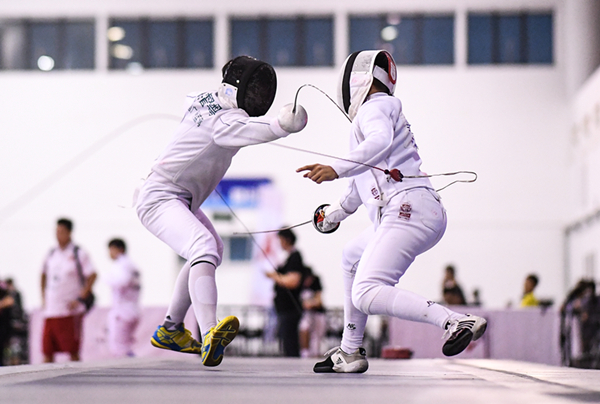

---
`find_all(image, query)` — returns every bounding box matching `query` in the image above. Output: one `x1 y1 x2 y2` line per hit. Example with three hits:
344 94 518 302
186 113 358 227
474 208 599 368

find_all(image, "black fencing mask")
218 56 277 117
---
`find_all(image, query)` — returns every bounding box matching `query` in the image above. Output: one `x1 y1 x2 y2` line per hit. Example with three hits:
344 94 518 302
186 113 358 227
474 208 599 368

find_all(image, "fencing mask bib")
338 50 397 121
218 56 277 117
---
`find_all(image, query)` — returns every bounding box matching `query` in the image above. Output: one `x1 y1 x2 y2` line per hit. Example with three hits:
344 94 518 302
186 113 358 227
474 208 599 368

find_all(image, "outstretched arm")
214 113 289 147
296 164 338 184
214 104 308 148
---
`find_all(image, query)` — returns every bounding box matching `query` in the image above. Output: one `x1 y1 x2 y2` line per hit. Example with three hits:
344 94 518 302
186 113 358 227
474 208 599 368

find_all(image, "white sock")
189 261 218 336
164 262 192 330
368 285 461 329
340 264 368 355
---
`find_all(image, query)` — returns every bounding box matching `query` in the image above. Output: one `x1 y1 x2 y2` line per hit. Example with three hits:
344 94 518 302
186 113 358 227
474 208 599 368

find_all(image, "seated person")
521 274 540 307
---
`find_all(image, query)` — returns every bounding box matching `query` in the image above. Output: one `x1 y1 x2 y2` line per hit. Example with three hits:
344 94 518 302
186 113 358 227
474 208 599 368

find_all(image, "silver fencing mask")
338 50 397 121
218 56 277 117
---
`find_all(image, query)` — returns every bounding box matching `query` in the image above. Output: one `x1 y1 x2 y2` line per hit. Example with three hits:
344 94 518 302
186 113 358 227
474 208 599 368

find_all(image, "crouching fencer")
297 50 487 373
136 56 308 366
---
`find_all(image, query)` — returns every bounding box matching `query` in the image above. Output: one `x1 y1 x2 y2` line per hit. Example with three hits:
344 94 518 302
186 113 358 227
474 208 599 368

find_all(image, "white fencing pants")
341 188 460 354
136 178 223 331
136 178 224 268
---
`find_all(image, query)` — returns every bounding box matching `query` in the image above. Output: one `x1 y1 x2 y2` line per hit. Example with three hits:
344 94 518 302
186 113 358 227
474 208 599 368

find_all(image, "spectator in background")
5 278 28 365
442 265 466 305
561 279 600 359
106 238 141 358
471 288 482 307
0 280 15 366
41 218 97 362
265 229 306 357
521 274 540 307
299 267 327 358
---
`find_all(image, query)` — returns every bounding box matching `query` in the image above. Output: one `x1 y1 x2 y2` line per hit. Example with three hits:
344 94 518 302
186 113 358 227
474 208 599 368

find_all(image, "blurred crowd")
2 220 600 367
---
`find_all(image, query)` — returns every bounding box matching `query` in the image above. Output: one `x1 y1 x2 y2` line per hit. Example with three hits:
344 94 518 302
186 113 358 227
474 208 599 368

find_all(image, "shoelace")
323 347 341 357
442 317 476 340
442 323 455 340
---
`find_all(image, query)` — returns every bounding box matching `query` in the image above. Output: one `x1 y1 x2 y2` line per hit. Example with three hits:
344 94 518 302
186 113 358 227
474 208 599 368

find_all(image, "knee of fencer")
341 249 360 278
210 238 223 266
135 197 158 226
134 201 147 222
190 254 219 268
215 239 224 264
351 282 381 315
189 239 220 267
341 260 358 279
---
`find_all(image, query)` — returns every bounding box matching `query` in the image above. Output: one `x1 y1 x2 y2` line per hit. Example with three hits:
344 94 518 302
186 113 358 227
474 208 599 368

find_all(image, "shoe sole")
442 328 473 356
442 318 488 356
313 357 337 373
150 331 202 354
334 361 368 373
313 354 369 373
202 316 240 367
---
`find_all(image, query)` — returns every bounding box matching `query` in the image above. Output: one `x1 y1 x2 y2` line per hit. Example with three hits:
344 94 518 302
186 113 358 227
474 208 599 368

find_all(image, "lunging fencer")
136 56 308 366
297 50 487 373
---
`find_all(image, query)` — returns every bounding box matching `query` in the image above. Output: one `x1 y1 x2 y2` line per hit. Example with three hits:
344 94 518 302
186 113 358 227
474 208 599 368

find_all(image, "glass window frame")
230 16 334 67
467 11 553 65
0 18 95 71
108 17 214 70
349 13 455 66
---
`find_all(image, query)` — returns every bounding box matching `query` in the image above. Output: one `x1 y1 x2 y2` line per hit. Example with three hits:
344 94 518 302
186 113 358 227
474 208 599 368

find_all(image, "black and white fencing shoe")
442 314 487 357
313 347 369 373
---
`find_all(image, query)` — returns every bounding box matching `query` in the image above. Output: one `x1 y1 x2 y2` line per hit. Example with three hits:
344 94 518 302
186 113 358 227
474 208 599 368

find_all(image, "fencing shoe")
151 323 203 354
442 314 487 356
313 347 369 373
201 316 240 367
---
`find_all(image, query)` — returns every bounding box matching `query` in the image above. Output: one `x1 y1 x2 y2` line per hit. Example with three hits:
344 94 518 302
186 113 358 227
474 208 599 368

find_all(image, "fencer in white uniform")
106 238 140 357
136 56 308 367
298 50 487 373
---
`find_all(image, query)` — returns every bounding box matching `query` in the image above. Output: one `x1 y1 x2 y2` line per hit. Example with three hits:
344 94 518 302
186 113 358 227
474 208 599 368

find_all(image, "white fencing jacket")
330 93 433 224
151 90 289 212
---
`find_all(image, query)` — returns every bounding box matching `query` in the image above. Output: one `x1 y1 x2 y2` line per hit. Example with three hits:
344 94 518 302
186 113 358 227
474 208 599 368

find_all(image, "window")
266 19 298 66
230 19 260 60
64 22 96 69
228 236 253 261
148 21 179 68
468 12 553 65
108 20 142 69
108 18 213 70
230 17 334 66
527 14 553 64
184 21 214 68
304 18 334 66
423 16 454 65
0 19 94 70
0 22 27 69
349 15 455 65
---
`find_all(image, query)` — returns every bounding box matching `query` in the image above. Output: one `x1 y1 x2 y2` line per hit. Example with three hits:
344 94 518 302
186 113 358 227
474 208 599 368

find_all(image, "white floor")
1 357 600 404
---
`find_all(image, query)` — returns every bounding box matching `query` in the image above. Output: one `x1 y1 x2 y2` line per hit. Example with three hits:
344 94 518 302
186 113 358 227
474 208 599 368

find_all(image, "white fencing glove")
313 204 341 234
278 103 308 133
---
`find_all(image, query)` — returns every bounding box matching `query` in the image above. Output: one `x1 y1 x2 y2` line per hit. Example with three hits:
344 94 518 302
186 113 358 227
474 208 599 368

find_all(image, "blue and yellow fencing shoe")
201 316 240 367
